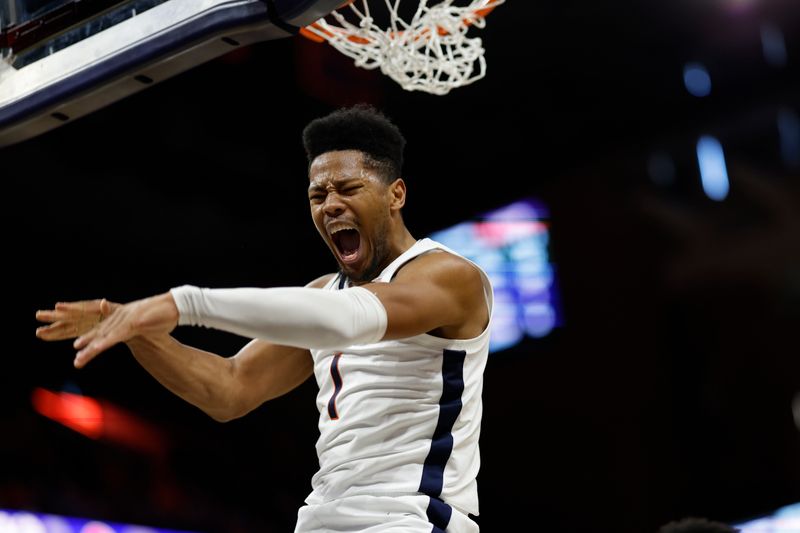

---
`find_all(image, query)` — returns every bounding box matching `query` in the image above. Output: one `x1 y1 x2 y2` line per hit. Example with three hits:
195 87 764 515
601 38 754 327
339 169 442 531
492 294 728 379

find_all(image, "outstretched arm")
65 283 386 367
36 300 313 421
123 335 312 422
174 252 489 344
52 251 488 368
35 276 333 421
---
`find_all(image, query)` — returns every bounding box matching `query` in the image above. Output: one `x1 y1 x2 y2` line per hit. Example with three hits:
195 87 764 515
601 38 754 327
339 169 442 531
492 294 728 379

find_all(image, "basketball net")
301 0 504 95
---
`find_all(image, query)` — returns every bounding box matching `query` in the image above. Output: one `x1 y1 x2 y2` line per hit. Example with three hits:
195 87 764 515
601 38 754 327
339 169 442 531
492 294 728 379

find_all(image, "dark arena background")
3 1 800 532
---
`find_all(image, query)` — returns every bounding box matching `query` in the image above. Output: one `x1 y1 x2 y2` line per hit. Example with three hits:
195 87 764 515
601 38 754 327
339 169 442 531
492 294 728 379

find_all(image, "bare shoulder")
395 250 484 293
389 249 488 338
306 273 337 288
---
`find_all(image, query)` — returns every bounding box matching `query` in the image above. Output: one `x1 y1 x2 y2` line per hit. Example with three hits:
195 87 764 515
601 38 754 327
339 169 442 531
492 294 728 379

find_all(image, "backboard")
0 0 341 146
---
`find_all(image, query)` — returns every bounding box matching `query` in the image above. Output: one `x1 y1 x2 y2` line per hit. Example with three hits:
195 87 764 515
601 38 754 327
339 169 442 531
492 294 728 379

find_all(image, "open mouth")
331 228 362 264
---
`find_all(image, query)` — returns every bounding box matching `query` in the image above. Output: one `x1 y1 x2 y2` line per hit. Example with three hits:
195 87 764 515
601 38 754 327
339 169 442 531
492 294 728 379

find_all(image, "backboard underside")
0 0 341 146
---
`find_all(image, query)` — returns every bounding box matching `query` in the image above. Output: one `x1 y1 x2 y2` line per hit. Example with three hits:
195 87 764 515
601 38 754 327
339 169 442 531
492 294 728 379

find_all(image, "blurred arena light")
31 387 169 458
760 22 788 67
720 0 759 14
429 198 562 353
31 386 103 439
0 508 202 532
683 62 712 98
696 135 730 201
778 107 800 168
735 501 800 531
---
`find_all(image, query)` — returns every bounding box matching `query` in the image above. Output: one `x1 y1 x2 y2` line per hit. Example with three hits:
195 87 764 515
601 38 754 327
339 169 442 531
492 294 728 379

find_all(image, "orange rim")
300 2 498 45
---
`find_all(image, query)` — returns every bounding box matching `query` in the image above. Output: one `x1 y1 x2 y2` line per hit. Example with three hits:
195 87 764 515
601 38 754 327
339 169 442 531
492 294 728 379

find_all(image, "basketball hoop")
300 0 504 95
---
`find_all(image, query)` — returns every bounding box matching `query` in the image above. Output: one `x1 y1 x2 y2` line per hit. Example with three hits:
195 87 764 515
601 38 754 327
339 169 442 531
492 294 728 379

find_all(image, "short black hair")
657 517 740 533
302 104 406 183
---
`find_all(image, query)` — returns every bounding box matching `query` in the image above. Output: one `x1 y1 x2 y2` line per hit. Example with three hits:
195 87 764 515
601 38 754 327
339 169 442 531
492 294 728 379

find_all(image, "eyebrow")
308 177 362 192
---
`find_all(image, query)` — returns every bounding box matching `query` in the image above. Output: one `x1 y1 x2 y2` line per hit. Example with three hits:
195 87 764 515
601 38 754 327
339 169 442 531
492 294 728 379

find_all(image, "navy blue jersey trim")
426 496 453 532
327 352 343 420
419 348 466 498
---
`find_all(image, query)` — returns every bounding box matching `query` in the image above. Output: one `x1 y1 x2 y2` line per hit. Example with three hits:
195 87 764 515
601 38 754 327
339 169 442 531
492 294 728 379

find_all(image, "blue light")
735 501 800 532
761 23 788 68
696 135 730 201
778 108 800 168
429 198 562 353
0 509 201 533
683 62 712 97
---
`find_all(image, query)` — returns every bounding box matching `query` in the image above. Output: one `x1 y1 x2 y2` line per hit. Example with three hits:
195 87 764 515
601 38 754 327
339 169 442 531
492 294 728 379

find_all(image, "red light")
474 220 547 247
31 387 103 439
31 388 168 458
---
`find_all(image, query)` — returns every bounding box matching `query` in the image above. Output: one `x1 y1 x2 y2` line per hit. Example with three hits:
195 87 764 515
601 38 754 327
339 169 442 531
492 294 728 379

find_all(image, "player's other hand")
36 299 120 341
36 293 179 369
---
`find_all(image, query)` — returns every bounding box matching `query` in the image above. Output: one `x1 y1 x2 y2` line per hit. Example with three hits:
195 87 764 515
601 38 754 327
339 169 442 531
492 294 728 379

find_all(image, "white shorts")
294 494 479 533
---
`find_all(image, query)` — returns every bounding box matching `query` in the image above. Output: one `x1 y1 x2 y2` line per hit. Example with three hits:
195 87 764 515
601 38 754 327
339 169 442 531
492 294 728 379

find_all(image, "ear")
388 178 407 211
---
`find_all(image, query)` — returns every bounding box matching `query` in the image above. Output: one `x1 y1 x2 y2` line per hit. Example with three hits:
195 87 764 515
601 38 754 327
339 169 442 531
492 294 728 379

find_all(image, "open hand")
36 293 180 368
36 299 120 341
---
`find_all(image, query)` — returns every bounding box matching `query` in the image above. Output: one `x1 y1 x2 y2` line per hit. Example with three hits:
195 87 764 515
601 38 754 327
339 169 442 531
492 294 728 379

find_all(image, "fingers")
100 298 117 317
36 321 78 341
35 308 81 325
36 298 128 368
74 328 97 351
36 307 81 327
35 309 58 323
35 307 78 340
73 326 103 368
73 326 126 369
73 306 126 362
36 299 114 341
74 344 102 369
55 299 103 313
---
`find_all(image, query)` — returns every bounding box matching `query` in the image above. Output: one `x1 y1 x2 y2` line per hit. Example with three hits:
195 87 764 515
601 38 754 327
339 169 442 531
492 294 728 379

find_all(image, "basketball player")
35 104 493 533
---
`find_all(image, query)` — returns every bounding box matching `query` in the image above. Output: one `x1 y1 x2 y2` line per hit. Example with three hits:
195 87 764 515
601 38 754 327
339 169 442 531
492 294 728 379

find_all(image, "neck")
349 225 417 286
385 226 418 263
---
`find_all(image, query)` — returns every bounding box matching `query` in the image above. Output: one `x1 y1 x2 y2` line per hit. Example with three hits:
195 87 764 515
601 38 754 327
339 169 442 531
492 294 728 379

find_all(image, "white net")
302 0 504 95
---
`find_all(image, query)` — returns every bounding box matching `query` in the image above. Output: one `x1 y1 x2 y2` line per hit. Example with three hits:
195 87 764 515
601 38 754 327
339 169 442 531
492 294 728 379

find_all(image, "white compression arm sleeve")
169 284 388 351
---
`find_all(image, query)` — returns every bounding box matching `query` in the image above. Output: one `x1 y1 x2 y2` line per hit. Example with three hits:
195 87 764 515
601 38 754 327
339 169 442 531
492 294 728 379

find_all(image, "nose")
322 192 346 217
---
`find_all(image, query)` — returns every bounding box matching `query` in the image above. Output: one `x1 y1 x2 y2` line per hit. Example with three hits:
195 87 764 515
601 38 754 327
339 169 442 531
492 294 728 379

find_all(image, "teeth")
329 225 356 235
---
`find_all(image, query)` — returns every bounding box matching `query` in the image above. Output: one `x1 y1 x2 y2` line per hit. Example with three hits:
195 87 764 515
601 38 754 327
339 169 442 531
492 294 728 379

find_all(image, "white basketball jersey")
306 238 494 517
